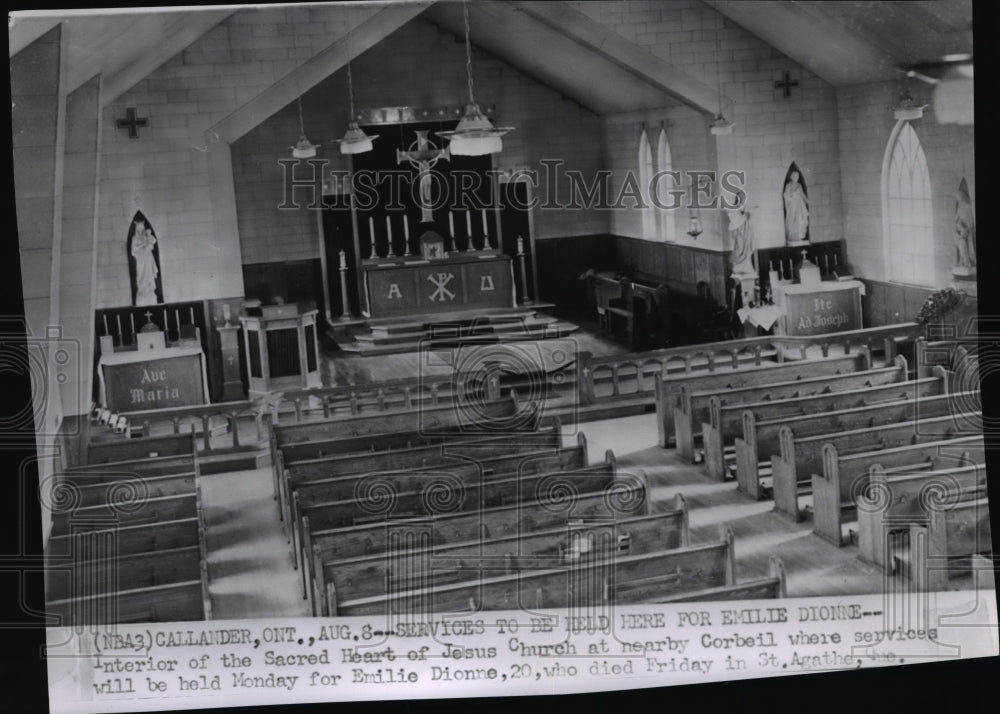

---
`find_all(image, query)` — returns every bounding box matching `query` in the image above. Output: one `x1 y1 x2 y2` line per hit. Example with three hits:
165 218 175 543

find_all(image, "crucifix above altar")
397 130 450 223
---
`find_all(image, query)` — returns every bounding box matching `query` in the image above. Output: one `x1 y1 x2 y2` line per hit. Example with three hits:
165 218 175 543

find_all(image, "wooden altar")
98 345 209 412
363 253 515 319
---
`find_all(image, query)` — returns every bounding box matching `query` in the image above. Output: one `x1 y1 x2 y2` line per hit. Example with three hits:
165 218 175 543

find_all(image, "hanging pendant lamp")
436 1 513 156
708 30 735 135
291 96 320 158
892 86 928 121
335 59 378 155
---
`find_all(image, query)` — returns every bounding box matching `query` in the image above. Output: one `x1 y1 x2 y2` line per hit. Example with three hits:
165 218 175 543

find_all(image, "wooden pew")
680 353 913 464
49 493 199 538
272 421 564 533
857 463 987 567
71 471 197 508
290 436 588 517
909 495 992 590
85 431 197 464
645 555 787 602
740 389 977 500
655 350 870 448
328 527 734 615
295 450 618 533
809 436 985 545
273 393 533 455
314 495 688 613
275 425 570 572
711 366 946 482
303 470 649 566
45 436 211 625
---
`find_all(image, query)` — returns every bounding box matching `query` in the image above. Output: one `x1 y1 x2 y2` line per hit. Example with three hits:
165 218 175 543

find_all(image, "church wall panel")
836 81 975 292
589 0 843 255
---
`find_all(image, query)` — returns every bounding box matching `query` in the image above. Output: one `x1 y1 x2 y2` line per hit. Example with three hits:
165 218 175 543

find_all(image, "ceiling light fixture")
291 96 319 158
335 58 378 155
436 1 513 156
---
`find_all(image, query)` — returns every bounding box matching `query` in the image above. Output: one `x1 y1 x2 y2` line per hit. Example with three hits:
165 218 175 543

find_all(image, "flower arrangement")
915 287 967 324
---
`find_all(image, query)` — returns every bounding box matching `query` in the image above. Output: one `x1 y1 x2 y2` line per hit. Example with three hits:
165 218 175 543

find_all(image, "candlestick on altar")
385 215 395 258
337 250 351 321
464 210 473 251
481 208 488 233
116 314 123 342
189 306 195 323
103 314 109 336
367 216 376 260
175 309 181 336
403 216 411 255
129 313 136 339
448 211 455 236
516 236 531 305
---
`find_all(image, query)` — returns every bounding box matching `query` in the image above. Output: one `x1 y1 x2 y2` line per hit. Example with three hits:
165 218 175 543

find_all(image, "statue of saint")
783 168 809 244
954 178 976 274
128 216 162 306
727 202 756 276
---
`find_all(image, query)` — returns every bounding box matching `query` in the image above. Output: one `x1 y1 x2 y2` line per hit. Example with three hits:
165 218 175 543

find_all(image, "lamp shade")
436 103 513 157
336 122 379 155
892 89 927 121
291 135 319 158
709 113 735 135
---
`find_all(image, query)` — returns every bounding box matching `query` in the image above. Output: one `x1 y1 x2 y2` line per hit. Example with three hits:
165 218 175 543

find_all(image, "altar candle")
175 309 181 332
339 249 347 269
369 216 375 241
116 314 123 338
403 216 410 241
102 314 109 336
129 313 136 336
189 306 195 323
465 210 472 235
449 211 455 236
163 308 168 332
385 215 393 241
481 209 488 233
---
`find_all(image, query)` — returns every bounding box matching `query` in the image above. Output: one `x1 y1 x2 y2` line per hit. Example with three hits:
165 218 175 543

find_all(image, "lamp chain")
298 96 305 134
347 60 356 117
464 1 475 105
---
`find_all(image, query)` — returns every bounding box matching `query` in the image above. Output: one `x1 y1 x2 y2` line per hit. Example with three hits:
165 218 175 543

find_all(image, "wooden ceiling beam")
101 10 235 106
507 0 721 115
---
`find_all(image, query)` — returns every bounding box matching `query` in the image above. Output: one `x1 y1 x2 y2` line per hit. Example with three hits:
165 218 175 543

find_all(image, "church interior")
10 1 987 622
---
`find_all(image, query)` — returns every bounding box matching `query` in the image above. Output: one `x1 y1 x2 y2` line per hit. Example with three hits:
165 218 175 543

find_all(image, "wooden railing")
114 323 925 451
577 323 923 404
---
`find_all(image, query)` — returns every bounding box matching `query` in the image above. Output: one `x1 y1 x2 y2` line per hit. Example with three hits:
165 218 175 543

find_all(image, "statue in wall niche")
126 211 163 307
782 163 810 245
953 177 976 276
727 201 756 276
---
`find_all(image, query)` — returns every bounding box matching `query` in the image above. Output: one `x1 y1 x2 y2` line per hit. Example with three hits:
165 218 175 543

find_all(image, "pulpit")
239 303 321 396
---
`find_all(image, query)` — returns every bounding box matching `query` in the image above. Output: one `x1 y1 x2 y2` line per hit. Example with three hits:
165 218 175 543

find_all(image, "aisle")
199 465 309 619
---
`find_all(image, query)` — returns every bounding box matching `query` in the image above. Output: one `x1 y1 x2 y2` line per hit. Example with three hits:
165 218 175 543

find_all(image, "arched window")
638 129 656 239
656 128 677 243
882 121 934 286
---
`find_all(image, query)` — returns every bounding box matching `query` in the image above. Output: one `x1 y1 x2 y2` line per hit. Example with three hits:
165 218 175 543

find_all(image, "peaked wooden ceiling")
8 1 974 114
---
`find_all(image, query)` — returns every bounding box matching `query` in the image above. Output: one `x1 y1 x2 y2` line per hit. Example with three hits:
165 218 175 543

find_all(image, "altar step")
334 306 579 356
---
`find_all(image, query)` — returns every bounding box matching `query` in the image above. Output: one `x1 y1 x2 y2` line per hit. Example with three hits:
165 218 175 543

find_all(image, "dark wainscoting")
861 279 979 330
242 259 322 313
534 234 733 320
534 234 617 318
614 236 731 306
